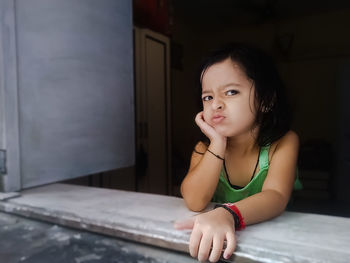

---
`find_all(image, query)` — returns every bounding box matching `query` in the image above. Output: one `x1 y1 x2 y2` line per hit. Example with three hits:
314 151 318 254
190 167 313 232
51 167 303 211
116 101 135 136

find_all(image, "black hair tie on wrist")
207 149 224 161
214 204 241 230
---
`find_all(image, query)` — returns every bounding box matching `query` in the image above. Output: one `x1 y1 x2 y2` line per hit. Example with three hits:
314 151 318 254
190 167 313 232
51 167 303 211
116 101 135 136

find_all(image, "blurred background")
64 0 350 217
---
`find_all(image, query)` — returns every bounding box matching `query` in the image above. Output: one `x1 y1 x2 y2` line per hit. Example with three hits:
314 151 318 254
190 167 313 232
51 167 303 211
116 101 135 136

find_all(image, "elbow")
276 193 289 215
184 199 207 212
276 205 287 217
181 185 208 212
267 189 290 216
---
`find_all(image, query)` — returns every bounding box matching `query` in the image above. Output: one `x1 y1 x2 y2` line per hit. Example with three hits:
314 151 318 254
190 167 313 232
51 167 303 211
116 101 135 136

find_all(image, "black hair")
197 43 291 147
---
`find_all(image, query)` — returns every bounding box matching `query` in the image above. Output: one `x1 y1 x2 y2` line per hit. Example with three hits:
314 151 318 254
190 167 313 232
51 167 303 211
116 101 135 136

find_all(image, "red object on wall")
133 0 171 36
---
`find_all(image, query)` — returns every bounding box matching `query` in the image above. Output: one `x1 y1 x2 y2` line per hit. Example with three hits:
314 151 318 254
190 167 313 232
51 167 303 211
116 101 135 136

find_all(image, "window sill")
0 183 349 262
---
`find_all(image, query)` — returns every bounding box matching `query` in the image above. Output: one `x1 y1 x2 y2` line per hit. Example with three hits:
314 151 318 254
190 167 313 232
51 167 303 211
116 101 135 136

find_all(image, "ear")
262 105 272 113
262 93 276 113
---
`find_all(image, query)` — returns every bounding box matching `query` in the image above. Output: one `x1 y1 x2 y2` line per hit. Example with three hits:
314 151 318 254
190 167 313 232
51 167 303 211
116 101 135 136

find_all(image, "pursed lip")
212 114 225 124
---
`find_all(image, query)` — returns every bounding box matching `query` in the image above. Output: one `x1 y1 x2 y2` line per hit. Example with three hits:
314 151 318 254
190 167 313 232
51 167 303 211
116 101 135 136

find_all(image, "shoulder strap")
259 146 270 169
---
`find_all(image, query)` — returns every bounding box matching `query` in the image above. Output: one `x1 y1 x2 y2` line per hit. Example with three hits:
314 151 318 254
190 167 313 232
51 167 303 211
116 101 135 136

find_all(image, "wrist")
214 203 246 230
209 140 226 156
216 207 235 224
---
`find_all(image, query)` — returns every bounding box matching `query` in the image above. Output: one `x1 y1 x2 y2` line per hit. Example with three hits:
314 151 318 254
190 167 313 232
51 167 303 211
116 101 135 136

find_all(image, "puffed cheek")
202 110 211 123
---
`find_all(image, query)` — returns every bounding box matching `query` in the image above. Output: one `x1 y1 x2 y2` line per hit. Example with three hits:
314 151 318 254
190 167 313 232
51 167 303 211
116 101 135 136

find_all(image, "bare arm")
234 130 299 225
175 130 299 262
181 141 225 211
181 112 227 212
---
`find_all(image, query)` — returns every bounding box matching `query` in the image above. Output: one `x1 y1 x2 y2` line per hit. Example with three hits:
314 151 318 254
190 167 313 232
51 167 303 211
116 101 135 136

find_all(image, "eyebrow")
202 82 241 94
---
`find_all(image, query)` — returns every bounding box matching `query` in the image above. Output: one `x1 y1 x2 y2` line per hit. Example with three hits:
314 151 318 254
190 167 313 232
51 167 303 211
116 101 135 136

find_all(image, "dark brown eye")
226 90 238 96
202 96 212 101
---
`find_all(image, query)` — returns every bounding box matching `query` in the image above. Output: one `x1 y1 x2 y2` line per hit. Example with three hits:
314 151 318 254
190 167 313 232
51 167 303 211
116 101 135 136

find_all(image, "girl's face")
201 58 257 138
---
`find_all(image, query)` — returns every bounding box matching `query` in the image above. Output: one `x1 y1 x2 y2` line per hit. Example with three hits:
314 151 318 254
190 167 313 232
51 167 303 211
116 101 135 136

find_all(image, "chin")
214 127 232 137
215 125 246 138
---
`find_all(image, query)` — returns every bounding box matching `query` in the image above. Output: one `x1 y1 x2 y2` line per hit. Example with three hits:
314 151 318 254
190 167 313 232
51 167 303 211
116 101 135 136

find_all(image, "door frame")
134 27 172 195
0 0 21 192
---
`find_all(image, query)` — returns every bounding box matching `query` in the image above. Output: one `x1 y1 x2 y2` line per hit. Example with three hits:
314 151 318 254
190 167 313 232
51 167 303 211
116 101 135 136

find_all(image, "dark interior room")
136 0 350 217
72 0 350 217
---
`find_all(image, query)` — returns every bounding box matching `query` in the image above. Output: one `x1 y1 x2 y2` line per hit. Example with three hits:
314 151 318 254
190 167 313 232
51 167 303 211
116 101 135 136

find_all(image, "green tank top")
212 146 302 203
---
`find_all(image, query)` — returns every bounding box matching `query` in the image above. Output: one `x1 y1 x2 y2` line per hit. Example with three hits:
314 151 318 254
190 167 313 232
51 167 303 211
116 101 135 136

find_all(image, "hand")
195 112 226 146
174 208 236 262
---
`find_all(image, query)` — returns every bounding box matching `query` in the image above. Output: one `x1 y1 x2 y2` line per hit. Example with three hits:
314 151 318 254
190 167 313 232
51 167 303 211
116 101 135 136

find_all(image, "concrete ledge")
0 191 20 201
0 183 349 262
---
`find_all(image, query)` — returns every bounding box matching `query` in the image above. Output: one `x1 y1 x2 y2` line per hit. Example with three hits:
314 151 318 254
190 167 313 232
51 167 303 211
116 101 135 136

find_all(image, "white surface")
0 183 349 262
0 191 20 201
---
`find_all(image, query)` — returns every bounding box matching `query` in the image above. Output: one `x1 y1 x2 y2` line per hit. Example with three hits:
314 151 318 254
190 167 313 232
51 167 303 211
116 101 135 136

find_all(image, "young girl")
174 43 300 262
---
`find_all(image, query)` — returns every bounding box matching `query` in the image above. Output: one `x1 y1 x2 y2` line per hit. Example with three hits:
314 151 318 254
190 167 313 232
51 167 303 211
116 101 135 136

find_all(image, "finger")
173 217 195 230
195 114 211 132
195 112 204 125
223 232 236 260
209 235 224 263
195 111 203 119
189 228 202 258
197 232 213 262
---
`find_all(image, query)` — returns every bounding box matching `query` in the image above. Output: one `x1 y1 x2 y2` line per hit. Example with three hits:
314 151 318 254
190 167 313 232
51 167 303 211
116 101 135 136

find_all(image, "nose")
212 98 224 110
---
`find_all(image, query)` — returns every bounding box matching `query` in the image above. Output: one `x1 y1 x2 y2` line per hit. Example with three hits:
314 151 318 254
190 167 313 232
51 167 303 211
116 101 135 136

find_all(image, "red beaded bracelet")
215 203 246 230
224 203 245 230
